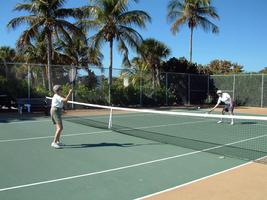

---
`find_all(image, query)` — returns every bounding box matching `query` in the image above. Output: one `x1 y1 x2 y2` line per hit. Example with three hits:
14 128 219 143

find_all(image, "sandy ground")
143 162 267 200
141 106 267 200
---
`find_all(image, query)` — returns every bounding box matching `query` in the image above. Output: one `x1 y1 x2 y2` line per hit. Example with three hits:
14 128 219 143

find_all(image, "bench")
17 98 50 115
0 94 15 109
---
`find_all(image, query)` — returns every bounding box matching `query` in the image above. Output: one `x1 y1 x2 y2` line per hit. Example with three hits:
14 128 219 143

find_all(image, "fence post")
165 72 168 106
261 74 264 108
139 70 143 106
232 74 236 100
207 75 210 103
27 64 31 99
188 74 190 105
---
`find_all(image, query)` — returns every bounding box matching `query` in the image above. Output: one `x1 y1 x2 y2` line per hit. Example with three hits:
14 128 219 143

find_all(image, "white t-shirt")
217 93 232 105
51 94 63 108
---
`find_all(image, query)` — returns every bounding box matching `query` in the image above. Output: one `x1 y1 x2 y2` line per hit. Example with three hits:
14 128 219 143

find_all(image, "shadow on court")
0 112 48 123
62 142 161 149
64 117 267 160
63 142 134 148
240 121 257 125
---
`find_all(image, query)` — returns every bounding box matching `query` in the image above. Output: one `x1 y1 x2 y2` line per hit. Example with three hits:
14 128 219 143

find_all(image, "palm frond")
55 8 84 19
118 26 143 48
117 10 151 28
50 0 67 10
170 16 187 34
16 26 38 48
54 19 82 35
117 39 130 66
90 29 106 50
197 16 219 33
13 3 34 12
7 16 39 30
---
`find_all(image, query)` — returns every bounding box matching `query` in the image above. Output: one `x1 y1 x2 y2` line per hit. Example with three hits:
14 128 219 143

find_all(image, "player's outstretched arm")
209 102 220 113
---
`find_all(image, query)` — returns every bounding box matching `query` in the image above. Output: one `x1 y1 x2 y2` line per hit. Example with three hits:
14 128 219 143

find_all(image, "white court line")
0 130 111 143
1 117 266 143
136 156 267 200
0 112 160 125
0 151 201 192
134 161 253 200
0 119 212 143
118 119 213 131
1 132 267 192
0 119 50 124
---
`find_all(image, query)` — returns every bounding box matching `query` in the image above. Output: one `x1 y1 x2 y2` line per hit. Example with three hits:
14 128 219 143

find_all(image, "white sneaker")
51 142 62 149
217 120 222 124
230 121 234 125
56 142 65 146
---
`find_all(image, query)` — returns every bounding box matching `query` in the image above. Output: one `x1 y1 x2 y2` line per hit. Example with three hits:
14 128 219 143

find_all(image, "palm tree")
7 0 82 91
18 37 49 88
81 0 151 103
167 0 219 62
133 38 171 86
55 31 103 68
55 32 104 89
0 46 16 78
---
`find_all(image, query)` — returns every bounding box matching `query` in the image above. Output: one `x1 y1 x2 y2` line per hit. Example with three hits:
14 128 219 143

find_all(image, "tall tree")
207 59 244 74
55 31 103 67
167 0 219 62
55 32 103 89
161 57 199 74
81 0 151 103
259 67 267 74
0 46 16 78
7 0 82 91
133 38 171 86
18 37 53 88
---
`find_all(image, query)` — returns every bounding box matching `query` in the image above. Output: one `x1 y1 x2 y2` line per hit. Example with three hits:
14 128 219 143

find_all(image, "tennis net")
48 98 267 161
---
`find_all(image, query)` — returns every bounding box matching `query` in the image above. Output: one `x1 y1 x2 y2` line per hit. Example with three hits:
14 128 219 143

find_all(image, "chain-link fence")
210 74 267 107
1 62 267 107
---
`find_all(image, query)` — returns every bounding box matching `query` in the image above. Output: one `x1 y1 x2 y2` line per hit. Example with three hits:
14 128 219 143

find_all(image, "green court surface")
0 111 266 200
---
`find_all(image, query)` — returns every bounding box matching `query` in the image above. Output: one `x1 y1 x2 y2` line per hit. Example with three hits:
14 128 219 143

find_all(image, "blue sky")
0 0 266 72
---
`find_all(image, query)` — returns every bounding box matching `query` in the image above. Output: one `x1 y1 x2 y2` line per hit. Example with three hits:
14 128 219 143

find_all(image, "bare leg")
52 123 63 143
230 102 234 125
217 109 225 123
230 110 234 125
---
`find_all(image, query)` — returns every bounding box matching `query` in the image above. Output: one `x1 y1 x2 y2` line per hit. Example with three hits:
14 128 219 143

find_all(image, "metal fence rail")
1 62 266 107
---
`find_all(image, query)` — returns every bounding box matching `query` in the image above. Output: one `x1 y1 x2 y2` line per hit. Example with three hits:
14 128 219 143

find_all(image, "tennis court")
1 105 267 200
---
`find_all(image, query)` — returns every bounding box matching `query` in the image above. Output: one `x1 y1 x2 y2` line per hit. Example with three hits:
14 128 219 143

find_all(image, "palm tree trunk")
108 39 113 104
151 67 155 89
47 33 52 92
42 67 46 88
189 27 193 63
155 64 160 86
3 59 8 79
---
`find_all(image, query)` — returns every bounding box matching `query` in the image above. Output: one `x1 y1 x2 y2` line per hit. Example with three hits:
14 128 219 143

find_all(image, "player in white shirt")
50 85 72 149
209 90 235 125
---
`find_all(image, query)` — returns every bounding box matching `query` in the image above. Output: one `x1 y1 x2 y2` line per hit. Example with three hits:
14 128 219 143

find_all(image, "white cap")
53 85 62 93
216 90 222 94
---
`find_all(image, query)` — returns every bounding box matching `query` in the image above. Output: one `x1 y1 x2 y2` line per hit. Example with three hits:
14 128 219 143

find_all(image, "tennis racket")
68 66 77 108
68 66 77 84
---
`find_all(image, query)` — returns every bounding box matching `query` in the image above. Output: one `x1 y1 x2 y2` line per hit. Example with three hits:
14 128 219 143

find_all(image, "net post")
108 108 113 129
